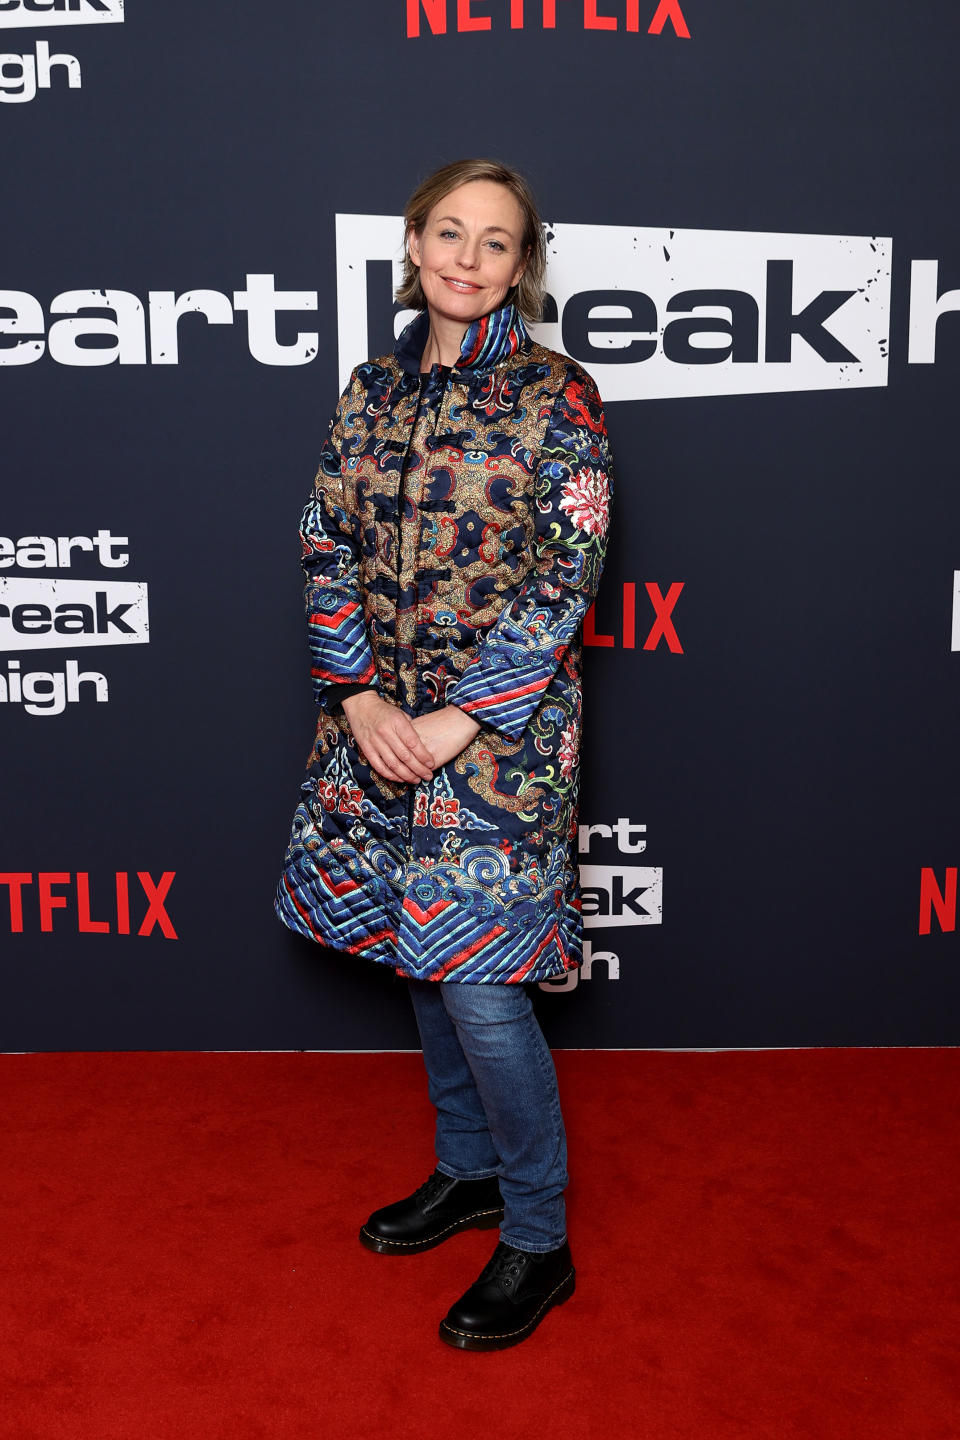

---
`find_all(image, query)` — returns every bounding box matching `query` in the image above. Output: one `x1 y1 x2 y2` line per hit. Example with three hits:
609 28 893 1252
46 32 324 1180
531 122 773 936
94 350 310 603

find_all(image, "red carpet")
1 1049 957 1440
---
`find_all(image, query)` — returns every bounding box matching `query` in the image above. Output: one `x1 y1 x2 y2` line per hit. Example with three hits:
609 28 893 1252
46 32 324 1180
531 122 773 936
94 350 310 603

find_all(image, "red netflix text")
0 871 178 938
406 0 691 39
919 867 957 935
584 582 684 653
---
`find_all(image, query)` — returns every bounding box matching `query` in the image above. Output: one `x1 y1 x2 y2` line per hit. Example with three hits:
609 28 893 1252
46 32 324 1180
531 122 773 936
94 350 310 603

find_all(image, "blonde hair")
396 158 546 326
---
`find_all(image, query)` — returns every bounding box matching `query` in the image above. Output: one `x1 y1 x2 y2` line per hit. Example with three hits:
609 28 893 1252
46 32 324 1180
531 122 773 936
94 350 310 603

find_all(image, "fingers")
356 714 435 784
386 745 435 783
393 718 437 774
362 743 424 784
373 716 433 782
378 742 432 784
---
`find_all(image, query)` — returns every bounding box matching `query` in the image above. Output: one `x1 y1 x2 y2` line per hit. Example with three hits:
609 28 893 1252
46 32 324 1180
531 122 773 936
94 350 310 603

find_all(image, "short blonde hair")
396 158 547 326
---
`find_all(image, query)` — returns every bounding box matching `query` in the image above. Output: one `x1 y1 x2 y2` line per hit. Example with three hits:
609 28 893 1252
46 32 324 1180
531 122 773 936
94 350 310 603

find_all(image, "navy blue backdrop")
2 0 958 1050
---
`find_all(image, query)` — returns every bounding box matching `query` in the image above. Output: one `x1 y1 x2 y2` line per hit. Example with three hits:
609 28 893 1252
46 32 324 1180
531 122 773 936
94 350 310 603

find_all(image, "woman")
276 158 613 1351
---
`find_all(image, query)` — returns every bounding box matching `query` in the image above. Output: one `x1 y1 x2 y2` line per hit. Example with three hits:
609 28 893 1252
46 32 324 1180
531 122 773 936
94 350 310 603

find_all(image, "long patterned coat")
275 302 612 983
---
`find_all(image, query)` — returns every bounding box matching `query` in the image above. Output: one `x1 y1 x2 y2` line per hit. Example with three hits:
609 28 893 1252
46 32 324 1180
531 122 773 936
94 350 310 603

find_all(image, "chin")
445 301 488 323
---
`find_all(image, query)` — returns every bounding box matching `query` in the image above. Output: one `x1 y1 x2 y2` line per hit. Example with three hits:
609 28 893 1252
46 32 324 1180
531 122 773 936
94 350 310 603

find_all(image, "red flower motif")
558 468 610 537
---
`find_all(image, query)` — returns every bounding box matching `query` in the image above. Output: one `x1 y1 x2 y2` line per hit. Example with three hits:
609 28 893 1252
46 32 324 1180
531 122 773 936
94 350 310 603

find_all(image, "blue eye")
487 241 505 253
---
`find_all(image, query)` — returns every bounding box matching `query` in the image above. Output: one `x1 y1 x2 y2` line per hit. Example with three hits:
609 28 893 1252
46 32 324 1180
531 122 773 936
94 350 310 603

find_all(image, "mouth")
441 276 482 293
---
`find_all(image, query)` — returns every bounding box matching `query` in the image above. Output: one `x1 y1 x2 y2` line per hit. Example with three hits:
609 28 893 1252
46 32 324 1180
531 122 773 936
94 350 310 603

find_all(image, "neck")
419 310 470 370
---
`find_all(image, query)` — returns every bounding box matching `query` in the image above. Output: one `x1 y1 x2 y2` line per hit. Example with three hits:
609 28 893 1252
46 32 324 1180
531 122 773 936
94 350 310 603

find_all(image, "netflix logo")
919 868 957 936
0 871 178 938
584 581 684 652
405 0 692 38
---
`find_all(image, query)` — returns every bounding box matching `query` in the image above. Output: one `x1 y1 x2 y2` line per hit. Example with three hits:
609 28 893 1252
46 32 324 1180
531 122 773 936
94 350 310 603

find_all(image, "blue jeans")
407 979 568 1254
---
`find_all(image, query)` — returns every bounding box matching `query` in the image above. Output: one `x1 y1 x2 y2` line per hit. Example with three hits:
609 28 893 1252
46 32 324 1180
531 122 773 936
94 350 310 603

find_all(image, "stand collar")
394 301 529 378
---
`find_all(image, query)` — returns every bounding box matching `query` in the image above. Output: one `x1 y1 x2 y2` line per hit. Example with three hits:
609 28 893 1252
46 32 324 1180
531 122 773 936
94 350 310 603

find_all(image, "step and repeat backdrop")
2 1 958 1050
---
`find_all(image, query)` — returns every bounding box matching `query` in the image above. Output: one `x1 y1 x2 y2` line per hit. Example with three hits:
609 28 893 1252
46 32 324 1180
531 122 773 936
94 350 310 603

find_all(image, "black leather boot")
439 1238 575 1349
359 1169 504 1254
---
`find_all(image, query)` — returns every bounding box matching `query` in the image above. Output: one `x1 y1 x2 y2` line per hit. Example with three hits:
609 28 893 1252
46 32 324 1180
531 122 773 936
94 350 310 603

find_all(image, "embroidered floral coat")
275 302 612 983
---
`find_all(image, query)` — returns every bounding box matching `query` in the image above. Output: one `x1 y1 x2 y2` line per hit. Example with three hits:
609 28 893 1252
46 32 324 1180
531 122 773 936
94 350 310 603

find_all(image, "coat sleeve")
446 368 612 742
300 370 379 709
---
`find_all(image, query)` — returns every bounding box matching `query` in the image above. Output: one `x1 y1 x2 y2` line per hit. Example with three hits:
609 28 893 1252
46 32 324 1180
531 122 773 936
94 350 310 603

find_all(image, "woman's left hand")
411 705 481 769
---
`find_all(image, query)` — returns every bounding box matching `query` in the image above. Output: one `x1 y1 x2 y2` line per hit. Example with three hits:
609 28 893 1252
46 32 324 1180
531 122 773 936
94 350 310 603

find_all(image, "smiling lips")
442 276 482 292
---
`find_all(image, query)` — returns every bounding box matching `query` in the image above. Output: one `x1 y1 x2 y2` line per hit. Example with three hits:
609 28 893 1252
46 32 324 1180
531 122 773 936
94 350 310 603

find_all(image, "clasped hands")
341 691 481 784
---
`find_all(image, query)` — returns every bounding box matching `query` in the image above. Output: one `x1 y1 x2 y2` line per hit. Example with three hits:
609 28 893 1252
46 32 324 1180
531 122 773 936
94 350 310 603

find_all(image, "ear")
408 226 422 269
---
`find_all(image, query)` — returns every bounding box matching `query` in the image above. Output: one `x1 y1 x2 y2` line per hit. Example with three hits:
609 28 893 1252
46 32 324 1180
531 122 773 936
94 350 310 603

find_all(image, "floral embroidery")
558 722 579 780
558 467 611 538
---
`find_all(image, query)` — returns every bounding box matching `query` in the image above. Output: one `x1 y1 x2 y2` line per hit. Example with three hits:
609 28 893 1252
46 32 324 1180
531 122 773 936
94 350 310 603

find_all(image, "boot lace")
485 1242 529 1294
412 1170 451 1206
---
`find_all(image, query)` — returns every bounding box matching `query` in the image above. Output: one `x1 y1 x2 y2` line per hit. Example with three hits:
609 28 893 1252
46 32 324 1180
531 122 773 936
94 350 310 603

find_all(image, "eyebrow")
434 215 515 236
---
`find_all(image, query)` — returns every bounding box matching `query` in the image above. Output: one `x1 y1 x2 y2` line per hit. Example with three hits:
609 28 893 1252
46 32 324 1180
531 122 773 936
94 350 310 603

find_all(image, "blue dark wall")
2 0 958 1049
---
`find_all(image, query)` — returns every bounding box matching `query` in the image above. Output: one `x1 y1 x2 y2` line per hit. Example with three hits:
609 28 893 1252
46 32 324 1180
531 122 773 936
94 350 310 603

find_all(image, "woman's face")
408 180 528 329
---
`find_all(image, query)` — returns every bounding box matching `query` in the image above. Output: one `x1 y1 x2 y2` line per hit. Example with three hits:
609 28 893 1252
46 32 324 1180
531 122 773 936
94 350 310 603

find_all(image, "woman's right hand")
341 691 436 784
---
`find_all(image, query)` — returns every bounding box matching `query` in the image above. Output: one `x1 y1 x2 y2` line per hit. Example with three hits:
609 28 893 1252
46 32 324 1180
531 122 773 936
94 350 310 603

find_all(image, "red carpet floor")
1 1048 957 1440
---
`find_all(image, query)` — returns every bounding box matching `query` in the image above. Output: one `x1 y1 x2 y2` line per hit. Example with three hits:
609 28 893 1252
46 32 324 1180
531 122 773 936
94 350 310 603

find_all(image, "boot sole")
359 1207 503 1255
438 1266 576 1350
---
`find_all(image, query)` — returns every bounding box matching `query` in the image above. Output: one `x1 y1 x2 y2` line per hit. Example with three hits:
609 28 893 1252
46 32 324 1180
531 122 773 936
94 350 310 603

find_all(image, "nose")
456 238 481 270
